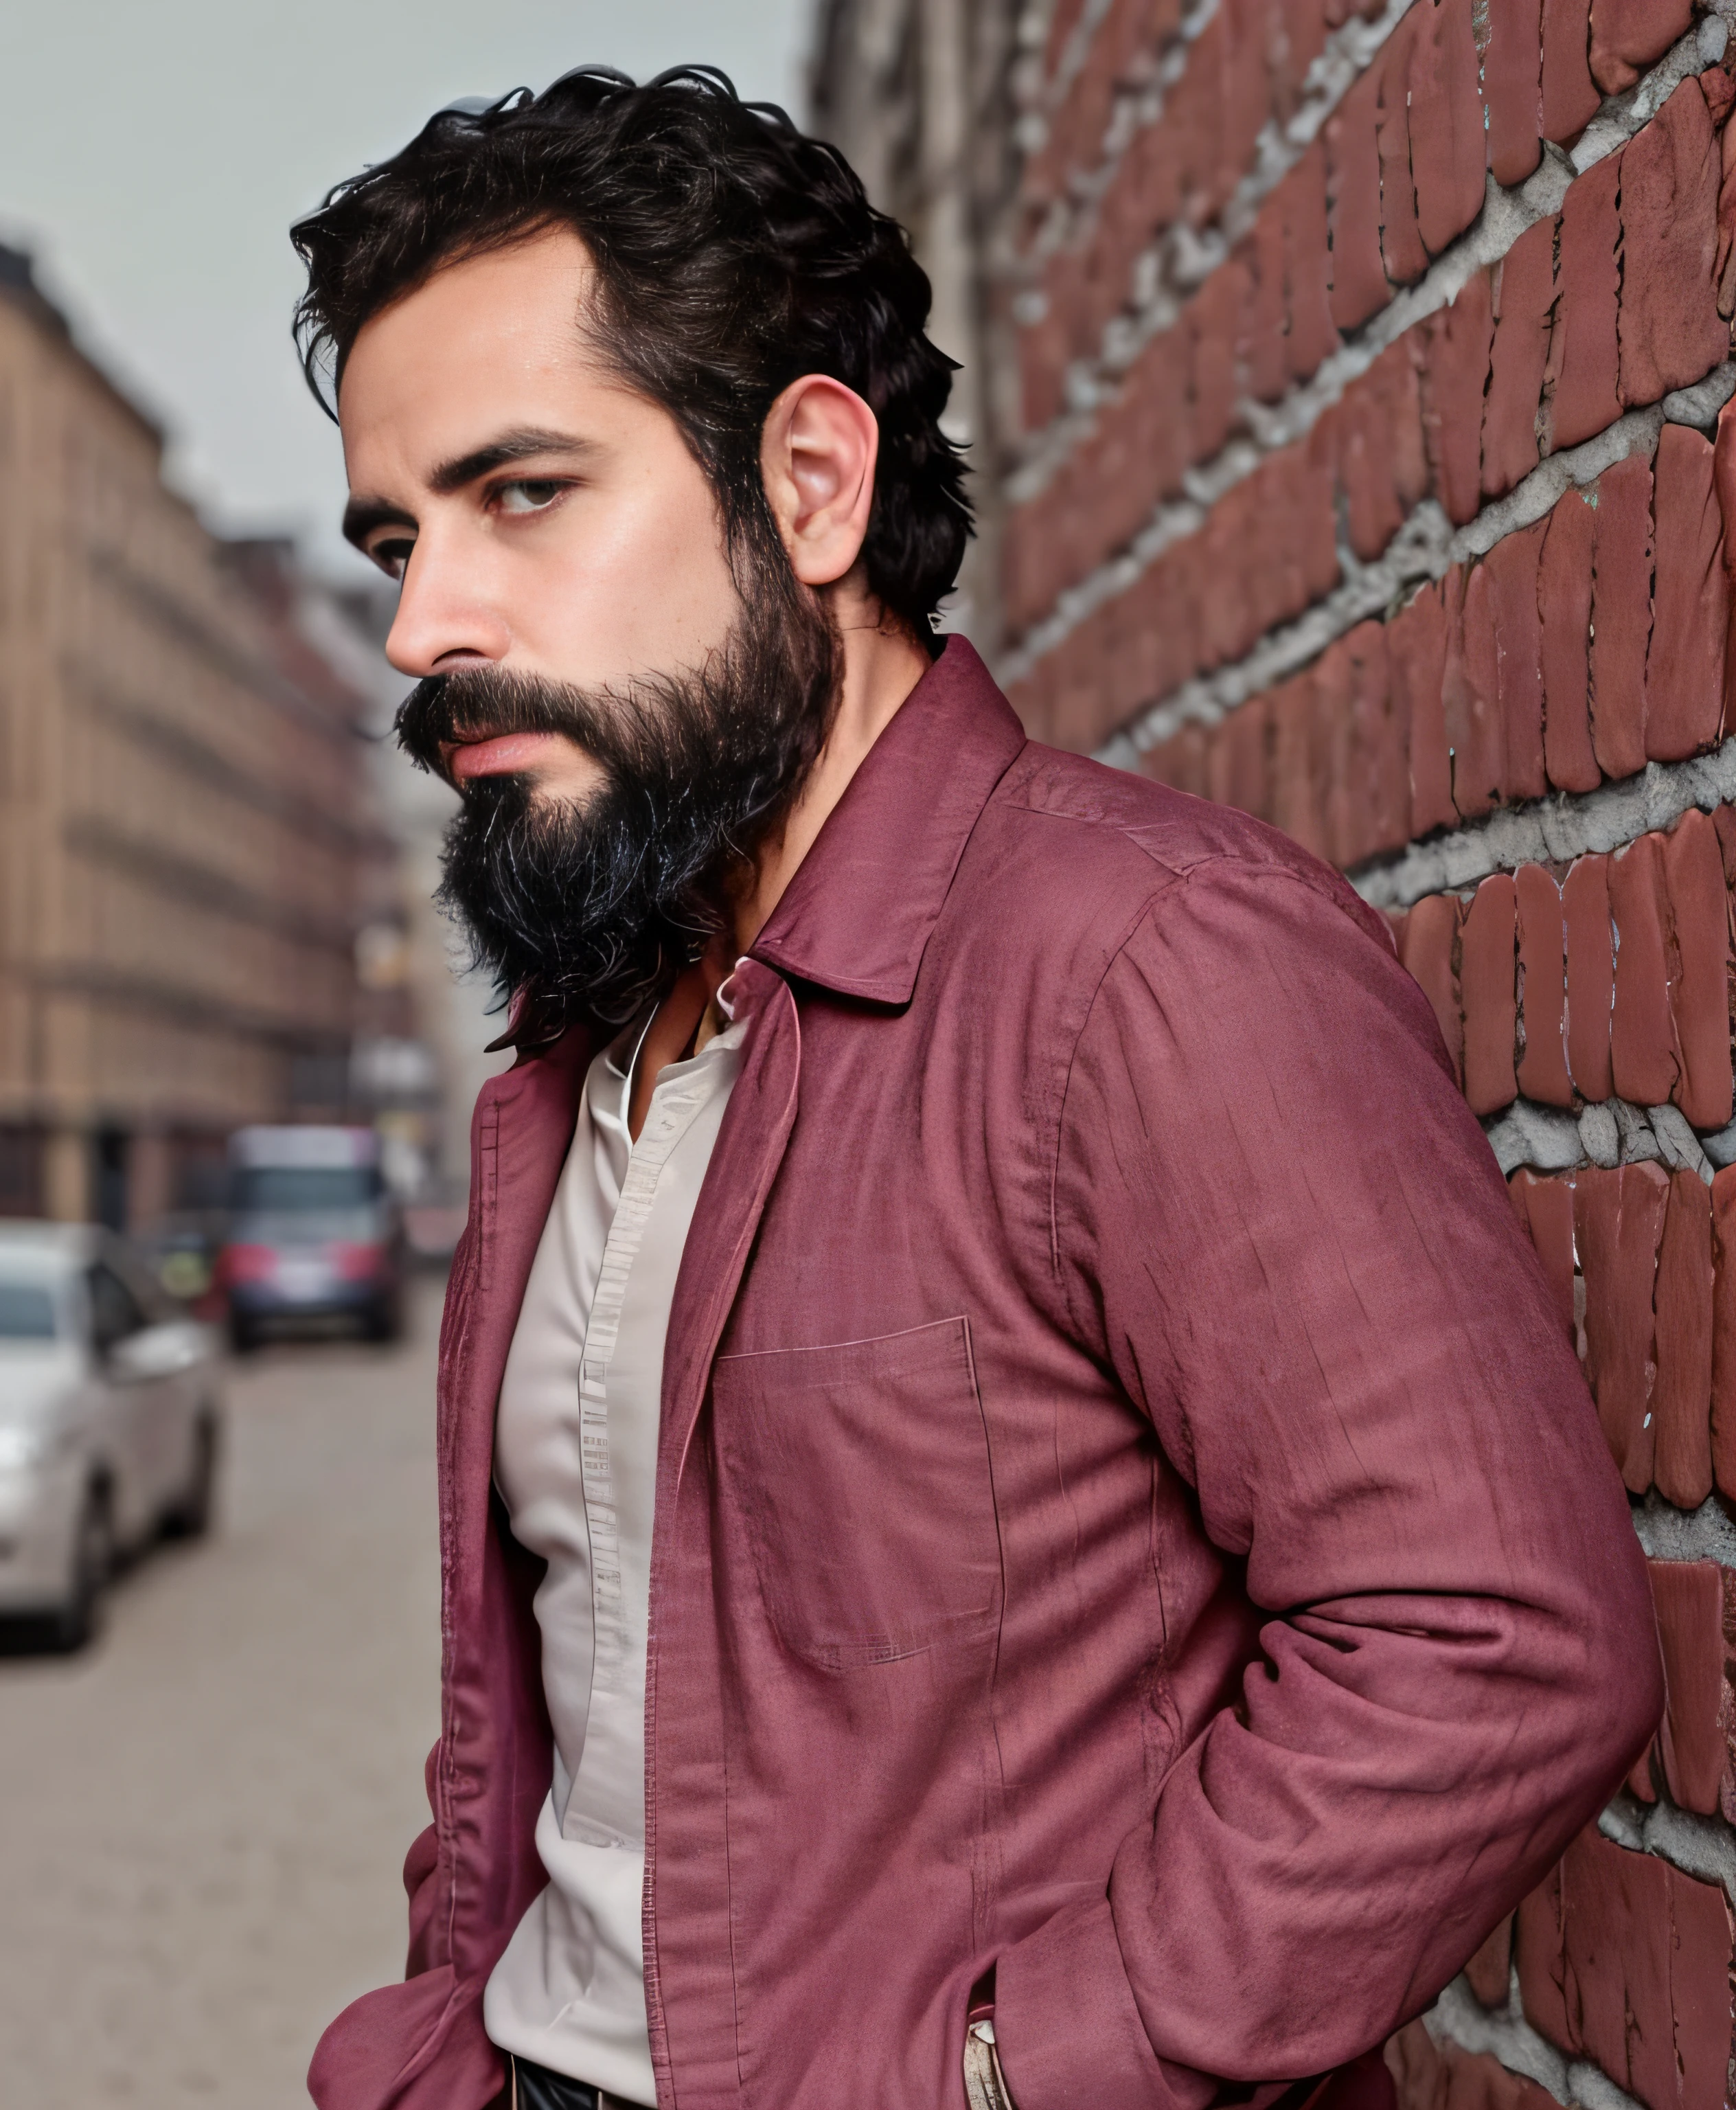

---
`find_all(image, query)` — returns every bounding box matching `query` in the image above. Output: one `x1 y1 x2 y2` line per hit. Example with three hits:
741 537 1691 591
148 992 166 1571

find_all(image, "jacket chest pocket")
711 1316 1002 1672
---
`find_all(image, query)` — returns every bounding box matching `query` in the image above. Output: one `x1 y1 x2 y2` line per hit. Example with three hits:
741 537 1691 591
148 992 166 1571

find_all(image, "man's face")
339 223 742 804
334 221 842 1030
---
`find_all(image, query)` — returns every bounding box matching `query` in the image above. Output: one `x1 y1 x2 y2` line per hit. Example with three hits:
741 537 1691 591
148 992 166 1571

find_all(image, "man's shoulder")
974 740 1389 954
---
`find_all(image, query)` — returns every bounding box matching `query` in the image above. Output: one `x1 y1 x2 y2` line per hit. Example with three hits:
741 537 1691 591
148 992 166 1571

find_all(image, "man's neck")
731 590 933 955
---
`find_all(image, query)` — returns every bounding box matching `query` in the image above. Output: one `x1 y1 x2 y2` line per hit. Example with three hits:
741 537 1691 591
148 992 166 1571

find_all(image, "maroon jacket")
310 640 1659 2110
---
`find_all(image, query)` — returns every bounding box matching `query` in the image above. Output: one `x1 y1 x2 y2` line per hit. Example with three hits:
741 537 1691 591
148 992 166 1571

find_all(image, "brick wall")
998 0 1736 2100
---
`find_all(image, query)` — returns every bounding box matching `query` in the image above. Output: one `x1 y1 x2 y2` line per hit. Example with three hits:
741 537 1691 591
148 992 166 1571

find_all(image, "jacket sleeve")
992 855 1661 2110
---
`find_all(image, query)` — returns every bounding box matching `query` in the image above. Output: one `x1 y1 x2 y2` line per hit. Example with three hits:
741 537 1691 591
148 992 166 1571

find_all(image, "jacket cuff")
993 1895 1211 2110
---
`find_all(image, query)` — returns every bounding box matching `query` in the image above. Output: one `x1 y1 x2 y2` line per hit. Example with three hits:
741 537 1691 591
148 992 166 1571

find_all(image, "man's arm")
993 855 1660 2110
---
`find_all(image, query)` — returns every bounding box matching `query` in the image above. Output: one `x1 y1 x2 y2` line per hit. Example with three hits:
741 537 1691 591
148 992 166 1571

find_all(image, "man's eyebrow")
341 431 598 552
429 427 598 495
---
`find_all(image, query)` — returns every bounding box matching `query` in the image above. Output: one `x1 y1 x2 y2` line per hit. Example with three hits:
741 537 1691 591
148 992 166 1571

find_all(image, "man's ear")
760 375 878 587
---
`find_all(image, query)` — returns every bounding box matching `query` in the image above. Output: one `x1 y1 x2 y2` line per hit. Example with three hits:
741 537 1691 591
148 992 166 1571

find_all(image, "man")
295 67 1660 2110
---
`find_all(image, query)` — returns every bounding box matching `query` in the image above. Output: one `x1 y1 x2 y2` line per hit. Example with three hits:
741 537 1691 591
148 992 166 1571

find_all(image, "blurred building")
0 245 405 1229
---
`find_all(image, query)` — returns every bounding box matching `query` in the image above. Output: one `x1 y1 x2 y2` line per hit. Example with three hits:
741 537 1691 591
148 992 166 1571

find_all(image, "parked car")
220 1126 404 1352
0 1223 222 1648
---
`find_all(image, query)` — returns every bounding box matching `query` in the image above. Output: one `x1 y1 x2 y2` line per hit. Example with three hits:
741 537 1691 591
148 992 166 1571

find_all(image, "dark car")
220 1127 404 1352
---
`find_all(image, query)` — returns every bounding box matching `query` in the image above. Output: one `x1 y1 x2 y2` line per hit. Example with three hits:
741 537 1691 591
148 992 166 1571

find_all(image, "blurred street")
0 1276 445 2109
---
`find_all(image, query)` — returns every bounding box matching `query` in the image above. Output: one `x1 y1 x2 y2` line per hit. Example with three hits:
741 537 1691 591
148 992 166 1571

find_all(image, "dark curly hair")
290 65 970 648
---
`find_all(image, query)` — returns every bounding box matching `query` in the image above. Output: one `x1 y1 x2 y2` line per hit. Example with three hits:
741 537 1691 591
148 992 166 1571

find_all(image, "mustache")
396 663 656 786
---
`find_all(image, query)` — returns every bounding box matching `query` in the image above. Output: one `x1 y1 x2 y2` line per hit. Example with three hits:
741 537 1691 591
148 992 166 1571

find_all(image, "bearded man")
293 67 1658 2110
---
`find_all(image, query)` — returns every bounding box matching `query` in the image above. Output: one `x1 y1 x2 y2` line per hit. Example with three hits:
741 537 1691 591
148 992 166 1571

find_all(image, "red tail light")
330 1241 384 1282
221 1243 277 1285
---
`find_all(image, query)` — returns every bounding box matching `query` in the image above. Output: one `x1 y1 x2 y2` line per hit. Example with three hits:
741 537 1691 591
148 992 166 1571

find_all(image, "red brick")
1339 340 1429 562
1654 1172 1716 1511
1377 16 1430 288
1544 152 1623 453
1647 423 1730 763
1711 1166 1736 1499
1512 1167 1577 1339
1661 808 1734 1130
1541 0 1603 146
1461 873 1520 1115
1400 892 1465 1087
1207 694 1270 820
1486 0 1545 189
1489 519 1549 801
1540 487 1601 793
1516 865 1573 1107
1386 2018 1446 2110
1564 851 1617 1100
1395 580 1457 837
1575 1159 1667 1489
1448 564 1505 820
1618 78 1727 411
1611 832 1684 1107
1716 396 1736 728
1417 276 1496 528
1189 260 1248 466
1520 1828 1732 2110
1268 668 1331 861
1650 1559 1726 1812
1485 217 1557 500
1718 111 1736 321
1408 0 1489 258
1141 724 1208 796
1349 619 1408 861
1281 144 1339 384
1590 451 1654 781
1237 216 1288 406
1589 0 1694 97
1327 65 1388 334
1268 0 1329 128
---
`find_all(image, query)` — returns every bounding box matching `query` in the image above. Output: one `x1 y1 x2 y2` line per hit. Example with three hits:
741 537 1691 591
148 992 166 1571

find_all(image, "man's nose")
384 525 512 677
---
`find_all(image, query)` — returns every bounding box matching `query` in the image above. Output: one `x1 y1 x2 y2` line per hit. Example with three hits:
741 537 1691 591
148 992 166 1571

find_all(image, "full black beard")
396 555 841 1036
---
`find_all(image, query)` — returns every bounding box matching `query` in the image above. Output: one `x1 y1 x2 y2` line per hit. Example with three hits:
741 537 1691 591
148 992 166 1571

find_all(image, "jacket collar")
749 637 1027 1006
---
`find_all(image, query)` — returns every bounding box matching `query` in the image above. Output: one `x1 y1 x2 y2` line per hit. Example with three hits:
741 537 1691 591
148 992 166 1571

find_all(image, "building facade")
813 1 1736 2102
0 247 401 1229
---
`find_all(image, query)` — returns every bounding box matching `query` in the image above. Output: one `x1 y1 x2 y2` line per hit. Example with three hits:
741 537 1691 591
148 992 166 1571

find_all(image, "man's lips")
442 730 567 782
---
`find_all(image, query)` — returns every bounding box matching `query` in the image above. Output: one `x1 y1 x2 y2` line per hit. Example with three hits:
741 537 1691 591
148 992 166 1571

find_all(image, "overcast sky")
0 1 810 577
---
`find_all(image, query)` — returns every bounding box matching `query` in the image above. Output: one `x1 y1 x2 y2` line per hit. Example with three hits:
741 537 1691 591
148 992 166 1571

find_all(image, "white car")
0 1223 222 1647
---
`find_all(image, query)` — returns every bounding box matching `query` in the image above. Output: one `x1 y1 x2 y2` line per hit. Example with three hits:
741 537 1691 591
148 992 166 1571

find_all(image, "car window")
87 1263 146 1354
233 1166 380 1212
0 1281 57 1341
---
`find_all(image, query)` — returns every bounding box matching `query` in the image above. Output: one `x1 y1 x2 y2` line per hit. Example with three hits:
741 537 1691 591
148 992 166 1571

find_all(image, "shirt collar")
749 637 1027 1006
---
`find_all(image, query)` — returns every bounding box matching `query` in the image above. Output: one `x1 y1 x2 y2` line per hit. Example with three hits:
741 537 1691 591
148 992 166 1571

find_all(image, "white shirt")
483 1005 744 2103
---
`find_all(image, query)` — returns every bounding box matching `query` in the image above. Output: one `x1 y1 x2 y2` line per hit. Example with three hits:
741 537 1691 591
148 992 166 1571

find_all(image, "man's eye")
370 536 415 580
495 479 567 515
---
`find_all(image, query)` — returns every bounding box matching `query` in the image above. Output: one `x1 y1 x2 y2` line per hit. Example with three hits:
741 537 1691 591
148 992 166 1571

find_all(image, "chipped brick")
1589 0 1694 97
1715 394 1736 727
1376 15 1429 288
1489 518 1549 801
1461 874 1519 1116
1542 0 1603 144
1512 1168 1577 1339
1281 144 1338 384
1327 64 1388 333
1649 1559 1725 1813
1563 850 1616 1100
1647 423 1729 763
1539 486 1601 793
1654 1172 1716 1511
1660 808 1733 1129
1709 1165 1736 1499
1590 451 1654 782
1575 1160 1667 1490
1238 214 1290 407
1408 0 1488 258
1448 564 1505 820
1485 216 1557 500
1610 832 1684 1107
1618 78 1727 410
1395 580 1457 837
1400 892 1465 1087
1545 153 1623 453
1338 340 1430 563
1516 866 1573 1108
1486 0 1544 189
1417 277 1496 528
